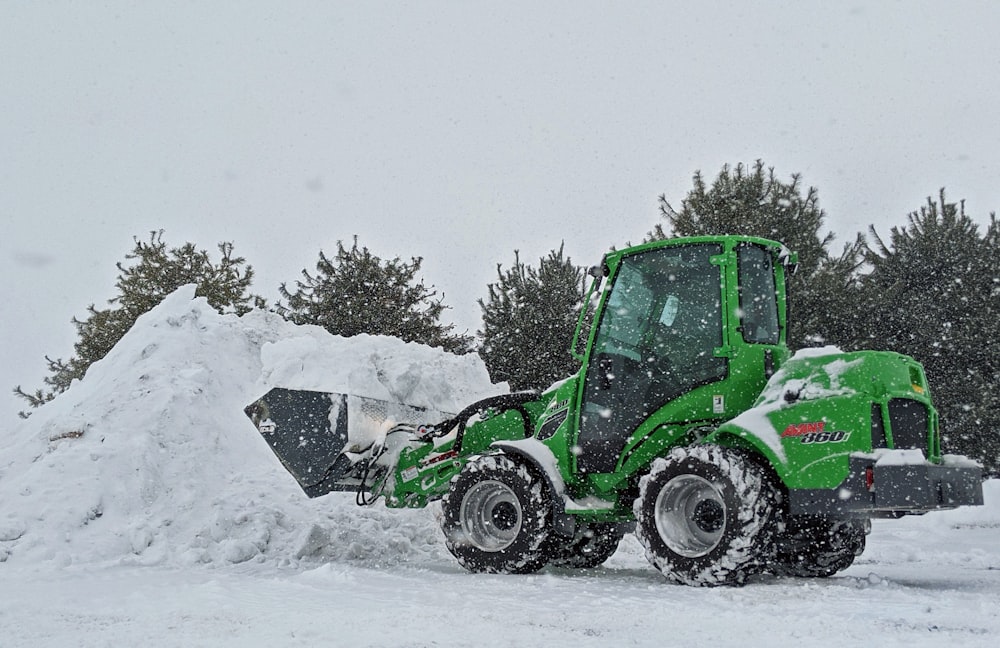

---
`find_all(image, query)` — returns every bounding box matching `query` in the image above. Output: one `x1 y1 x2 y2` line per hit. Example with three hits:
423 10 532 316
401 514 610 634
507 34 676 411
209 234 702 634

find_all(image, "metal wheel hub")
460 479 523 552
654 474 727 558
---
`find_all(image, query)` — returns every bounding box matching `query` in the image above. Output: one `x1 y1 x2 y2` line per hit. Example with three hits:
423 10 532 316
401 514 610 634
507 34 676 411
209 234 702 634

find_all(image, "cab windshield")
594 243 725 382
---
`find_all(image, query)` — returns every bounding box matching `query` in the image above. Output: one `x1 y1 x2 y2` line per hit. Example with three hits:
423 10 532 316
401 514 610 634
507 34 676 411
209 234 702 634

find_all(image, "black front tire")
634 445 780 587
547 522 626 569
440 453 551 574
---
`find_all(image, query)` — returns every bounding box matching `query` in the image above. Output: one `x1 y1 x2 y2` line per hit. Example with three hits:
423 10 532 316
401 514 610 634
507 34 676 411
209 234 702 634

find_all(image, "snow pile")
0 286 504 567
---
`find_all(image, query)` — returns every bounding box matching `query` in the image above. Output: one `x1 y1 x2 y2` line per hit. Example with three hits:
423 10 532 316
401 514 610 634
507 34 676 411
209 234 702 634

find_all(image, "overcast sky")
3 1 998 421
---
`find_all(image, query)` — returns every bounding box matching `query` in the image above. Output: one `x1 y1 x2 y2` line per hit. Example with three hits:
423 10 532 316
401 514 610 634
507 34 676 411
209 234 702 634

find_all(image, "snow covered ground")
1 288 997 647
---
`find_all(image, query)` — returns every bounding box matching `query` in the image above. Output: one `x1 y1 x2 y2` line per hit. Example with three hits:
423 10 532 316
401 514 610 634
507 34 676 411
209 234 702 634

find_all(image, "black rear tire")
634 445 780 586
440 453 551 574
770 515 866 578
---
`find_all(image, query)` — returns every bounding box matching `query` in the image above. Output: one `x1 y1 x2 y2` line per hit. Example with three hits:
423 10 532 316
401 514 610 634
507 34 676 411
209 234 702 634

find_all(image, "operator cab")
575 238 789 474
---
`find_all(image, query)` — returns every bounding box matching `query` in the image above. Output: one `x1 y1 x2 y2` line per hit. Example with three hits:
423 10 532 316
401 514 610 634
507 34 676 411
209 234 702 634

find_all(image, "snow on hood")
0 285 504 567
723 350 863 464
789 345 844 359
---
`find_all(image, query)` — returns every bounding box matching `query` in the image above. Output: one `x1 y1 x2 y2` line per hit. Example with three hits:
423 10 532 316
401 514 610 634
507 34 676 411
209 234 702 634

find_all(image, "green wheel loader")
246 235 984 586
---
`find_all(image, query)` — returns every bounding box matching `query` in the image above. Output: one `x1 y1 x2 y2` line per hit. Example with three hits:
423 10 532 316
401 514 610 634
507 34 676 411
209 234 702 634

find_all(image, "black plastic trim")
787 456 983 517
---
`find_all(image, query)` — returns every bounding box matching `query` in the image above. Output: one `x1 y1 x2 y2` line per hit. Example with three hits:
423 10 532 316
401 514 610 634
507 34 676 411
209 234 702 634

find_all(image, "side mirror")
777 246 799 276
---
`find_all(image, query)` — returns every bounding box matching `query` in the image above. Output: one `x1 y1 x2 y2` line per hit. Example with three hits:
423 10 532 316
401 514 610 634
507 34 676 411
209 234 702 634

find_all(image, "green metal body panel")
708 349 939 490
387 402 545 508
372 234 980 520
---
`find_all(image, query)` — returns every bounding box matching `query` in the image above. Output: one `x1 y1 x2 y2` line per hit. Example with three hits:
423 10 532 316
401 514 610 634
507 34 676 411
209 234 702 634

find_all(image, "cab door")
575 243 727 473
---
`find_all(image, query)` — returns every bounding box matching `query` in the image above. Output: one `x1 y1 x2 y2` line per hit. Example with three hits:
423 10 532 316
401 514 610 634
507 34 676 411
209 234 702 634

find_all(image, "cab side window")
737 245 780 345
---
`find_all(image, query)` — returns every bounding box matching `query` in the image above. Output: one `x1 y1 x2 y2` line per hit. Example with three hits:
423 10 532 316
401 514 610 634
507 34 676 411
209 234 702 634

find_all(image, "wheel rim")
654 474 727 558
460 479 522 552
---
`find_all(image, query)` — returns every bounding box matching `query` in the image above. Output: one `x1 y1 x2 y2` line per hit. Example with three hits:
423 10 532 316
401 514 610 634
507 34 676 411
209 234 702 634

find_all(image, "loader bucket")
245 387 452 498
